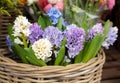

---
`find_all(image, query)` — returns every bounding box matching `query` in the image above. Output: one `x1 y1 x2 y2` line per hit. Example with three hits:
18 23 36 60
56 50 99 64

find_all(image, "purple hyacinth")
102 26 118 49
28 23 43 44
47 7 62 25
88 23 104 40
64 24 85 58
43 26 64 47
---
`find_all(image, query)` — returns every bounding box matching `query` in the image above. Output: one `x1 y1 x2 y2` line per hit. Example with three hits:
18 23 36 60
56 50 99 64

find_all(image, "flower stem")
22 34 27 48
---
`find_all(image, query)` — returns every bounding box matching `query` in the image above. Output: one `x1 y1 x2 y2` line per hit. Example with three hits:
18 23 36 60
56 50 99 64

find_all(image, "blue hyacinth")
6 35 13 52
47 7 62 25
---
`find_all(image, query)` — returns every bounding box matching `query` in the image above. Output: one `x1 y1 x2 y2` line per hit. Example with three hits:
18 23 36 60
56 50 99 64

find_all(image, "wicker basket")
0 49 105 83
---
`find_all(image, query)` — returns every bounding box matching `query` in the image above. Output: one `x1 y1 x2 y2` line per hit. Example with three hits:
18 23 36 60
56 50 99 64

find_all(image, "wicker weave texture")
0 49 105 83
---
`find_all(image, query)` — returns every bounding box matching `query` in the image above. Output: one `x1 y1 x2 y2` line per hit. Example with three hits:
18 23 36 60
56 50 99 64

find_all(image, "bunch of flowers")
7 0 117 66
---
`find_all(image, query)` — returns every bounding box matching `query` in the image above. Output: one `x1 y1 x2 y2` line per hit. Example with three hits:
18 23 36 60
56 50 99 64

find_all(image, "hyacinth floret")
47 7 62 25
13 15 31 37
64 24 85 58
43 26 64 48
102 26 118 49
29 23 43 44
88 23 104 40
32 38 53 61
6 36 13 52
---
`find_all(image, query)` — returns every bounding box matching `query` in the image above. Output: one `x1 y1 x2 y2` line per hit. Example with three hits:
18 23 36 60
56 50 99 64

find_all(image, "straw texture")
0 49 105 83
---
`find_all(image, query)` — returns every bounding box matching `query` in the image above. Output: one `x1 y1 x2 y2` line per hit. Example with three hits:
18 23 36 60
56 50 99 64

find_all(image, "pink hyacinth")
44 4 52 12
107 0 115 10
54 1 64 11
44 1 64 12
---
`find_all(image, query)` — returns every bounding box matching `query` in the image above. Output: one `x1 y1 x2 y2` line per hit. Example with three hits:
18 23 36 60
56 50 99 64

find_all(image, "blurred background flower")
0 0 23 16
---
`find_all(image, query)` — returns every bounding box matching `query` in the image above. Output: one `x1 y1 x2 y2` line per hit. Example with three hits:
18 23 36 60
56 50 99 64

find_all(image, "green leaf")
44 15 52 26
38 16 46 30
12 43 29 64
61 38 67 46
7 24 14 42
25 48 47 66
90 20 111 58
81 20 111 63
82 34 101 62
90 20 111 59
0 8 10 16
74 50 83 63
57 17 63 30
54 38 67 65
75 40 91 63
54 45 65 65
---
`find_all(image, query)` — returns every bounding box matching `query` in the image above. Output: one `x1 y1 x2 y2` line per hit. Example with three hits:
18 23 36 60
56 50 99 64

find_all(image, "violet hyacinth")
64 24 85 58
102 26 118 49
28 23 43 44
43 26 64 47
88 23 104 40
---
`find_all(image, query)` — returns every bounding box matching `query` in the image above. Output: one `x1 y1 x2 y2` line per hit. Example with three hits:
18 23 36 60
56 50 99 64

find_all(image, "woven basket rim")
0 48 105 83
0 49 105 73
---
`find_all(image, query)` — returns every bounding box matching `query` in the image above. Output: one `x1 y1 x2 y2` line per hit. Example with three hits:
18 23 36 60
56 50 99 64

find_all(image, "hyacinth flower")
28 23 43 44
6 35 13 52
38 0 64 12
100 0 115 10
43 26 64 48
81 20 111 62
107 0 115 10
12 15 31 47
102 26 118 49
13 15 31 37
32 38 53 61
48 0 63 4
87 23 104 40
64 24 85 58
47 7 62 25
38 0 49 9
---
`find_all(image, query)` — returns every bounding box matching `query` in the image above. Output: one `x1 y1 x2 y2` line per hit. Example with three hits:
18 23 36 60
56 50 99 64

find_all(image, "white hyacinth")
13 15 31 37
27 0 37 5
14 37 23 45
48 0 63 4
32 38 53 61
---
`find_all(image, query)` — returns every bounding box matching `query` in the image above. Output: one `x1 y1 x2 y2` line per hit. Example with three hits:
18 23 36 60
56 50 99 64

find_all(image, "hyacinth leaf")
89 20 111 59
75 40 91 63
74 50 83 63
44 15 52 27
38 16 46 30
61 38 67 46
7 24 14 42
57 17 63 30
102 20 111 41
82 20 111 62
82 34 101 62
25 48 47 66
12 43 29 64
91 20 111 58
54 46 65 65
54 38 66 65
